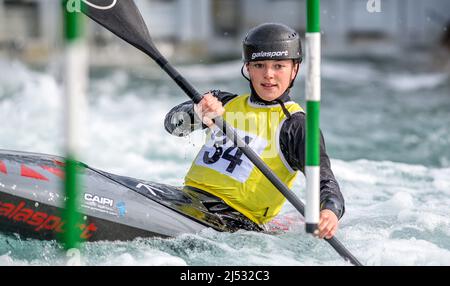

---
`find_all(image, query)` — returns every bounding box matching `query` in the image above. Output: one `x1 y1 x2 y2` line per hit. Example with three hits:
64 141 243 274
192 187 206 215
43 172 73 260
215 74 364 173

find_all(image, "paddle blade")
80 0 202 102
81 0 162 60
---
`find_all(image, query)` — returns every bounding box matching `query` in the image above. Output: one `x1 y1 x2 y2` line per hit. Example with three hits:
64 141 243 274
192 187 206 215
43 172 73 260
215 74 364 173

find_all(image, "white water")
0 53 450 265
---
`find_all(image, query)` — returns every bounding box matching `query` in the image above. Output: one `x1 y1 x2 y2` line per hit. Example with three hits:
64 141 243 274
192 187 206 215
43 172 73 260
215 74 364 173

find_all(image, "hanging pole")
62 0 88 252
305 0 321 235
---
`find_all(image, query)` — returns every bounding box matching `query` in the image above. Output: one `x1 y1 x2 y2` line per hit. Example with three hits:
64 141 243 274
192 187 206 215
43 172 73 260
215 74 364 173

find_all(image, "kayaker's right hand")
194 92 225 128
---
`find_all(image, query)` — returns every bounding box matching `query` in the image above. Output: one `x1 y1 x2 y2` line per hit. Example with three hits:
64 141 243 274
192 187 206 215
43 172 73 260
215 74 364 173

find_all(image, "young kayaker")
165 23 344 239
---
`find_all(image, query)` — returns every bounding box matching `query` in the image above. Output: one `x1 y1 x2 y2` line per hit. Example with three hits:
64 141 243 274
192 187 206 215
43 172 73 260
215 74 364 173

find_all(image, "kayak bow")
0 149 258 241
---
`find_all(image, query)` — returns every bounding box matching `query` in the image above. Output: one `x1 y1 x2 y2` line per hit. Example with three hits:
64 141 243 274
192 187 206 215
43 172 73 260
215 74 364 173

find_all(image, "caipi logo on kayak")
66 0 117 13
84 193 114 207
251 50 289 60
83 193 122 217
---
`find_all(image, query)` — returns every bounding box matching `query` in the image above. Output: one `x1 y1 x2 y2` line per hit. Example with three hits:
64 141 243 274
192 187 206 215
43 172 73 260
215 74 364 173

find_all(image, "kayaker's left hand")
318 209 339 239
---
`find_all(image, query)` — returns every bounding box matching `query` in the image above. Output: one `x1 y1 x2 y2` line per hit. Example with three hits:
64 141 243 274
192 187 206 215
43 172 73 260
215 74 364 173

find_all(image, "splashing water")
0 51 450 265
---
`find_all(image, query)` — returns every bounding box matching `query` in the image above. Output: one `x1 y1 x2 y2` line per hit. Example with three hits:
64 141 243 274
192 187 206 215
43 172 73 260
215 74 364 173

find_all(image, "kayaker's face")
247 60 298 101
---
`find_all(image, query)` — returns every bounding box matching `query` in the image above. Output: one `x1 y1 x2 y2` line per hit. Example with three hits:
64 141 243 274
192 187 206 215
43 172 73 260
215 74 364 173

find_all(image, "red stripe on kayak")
0 160 6 174
41 165 64 179
21 165 49 181
53 160 65 167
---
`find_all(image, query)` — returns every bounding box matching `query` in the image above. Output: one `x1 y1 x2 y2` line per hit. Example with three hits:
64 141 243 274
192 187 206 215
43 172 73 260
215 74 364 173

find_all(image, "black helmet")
243 23 302 63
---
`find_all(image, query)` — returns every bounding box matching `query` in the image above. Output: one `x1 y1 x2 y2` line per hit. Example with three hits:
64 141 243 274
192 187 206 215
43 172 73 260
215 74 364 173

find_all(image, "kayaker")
164 23 344 239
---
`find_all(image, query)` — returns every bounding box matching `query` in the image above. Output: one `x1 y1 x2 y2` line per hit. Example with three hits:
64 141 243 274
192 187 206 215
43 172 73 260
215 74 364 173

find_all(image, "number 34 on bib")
194 127 268 183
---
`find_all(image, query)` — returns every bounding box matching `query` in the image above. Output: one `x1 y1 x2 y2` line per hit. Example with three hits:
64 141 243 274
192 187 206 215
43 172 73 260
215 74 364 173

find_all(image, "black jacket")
164 89 345 220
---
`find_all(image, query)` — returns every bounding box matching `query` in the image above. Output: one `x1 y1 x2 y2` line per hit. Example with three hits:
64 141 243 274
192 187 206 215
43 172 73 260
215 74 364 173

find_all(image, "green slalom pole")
305 0 321 234
62 0 88 252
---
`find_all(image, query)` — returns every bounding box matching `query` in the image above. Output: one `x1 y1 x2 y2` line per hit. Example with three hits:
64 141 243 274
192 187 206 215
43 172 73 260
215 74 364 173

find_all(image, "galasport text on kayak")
0 200 97 239
0 160 98 239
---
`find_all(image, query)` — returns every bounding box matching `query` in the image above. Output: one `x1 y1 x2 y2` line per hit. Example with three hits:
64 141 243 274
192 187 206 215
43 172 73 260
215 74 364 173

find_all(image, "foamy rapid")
1 52 450 265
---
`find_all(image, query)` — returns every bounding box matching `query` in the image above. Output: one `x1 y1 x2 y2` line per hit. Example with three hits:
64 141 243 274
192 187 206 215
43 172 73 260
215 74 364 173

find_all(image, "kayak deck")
0 149 261 241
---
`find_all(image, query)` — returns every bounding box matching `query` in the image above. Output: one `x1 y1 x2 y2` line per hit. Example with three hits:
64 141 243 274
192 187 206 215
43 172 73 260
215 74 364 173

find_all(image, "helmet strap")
288 61 300 88
241 63 251 82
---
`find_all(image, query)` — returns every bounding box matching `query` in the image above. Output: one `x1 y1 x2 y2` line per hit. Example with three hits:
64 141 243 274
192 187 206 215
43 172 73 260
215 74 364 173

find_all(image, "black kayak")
0 149 262 242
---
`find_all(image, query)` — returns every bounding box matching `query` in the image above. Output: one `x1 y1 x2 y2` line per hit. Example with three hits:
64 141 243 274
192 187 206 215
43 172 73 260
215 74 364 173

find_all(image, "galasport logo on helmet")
251 50 289 60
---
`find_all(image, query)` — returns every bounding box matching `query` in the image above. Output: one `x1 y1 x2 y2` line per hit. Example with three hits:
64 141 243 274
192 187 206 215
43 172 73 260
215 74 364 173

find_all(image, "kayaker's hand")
194 92 225 127
318 209 339 239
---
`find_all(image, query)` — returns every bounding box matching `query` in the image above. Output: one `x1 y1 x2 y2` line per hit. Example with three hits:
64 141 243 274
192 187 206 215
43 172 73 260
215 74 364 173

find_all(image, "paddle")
80 0 362 266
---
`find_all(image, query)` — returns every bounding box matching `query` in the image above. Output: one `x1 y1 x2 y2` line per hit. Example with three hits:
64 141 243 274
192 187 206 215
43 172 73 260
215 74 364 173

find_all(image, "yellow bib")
185 94 303 224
